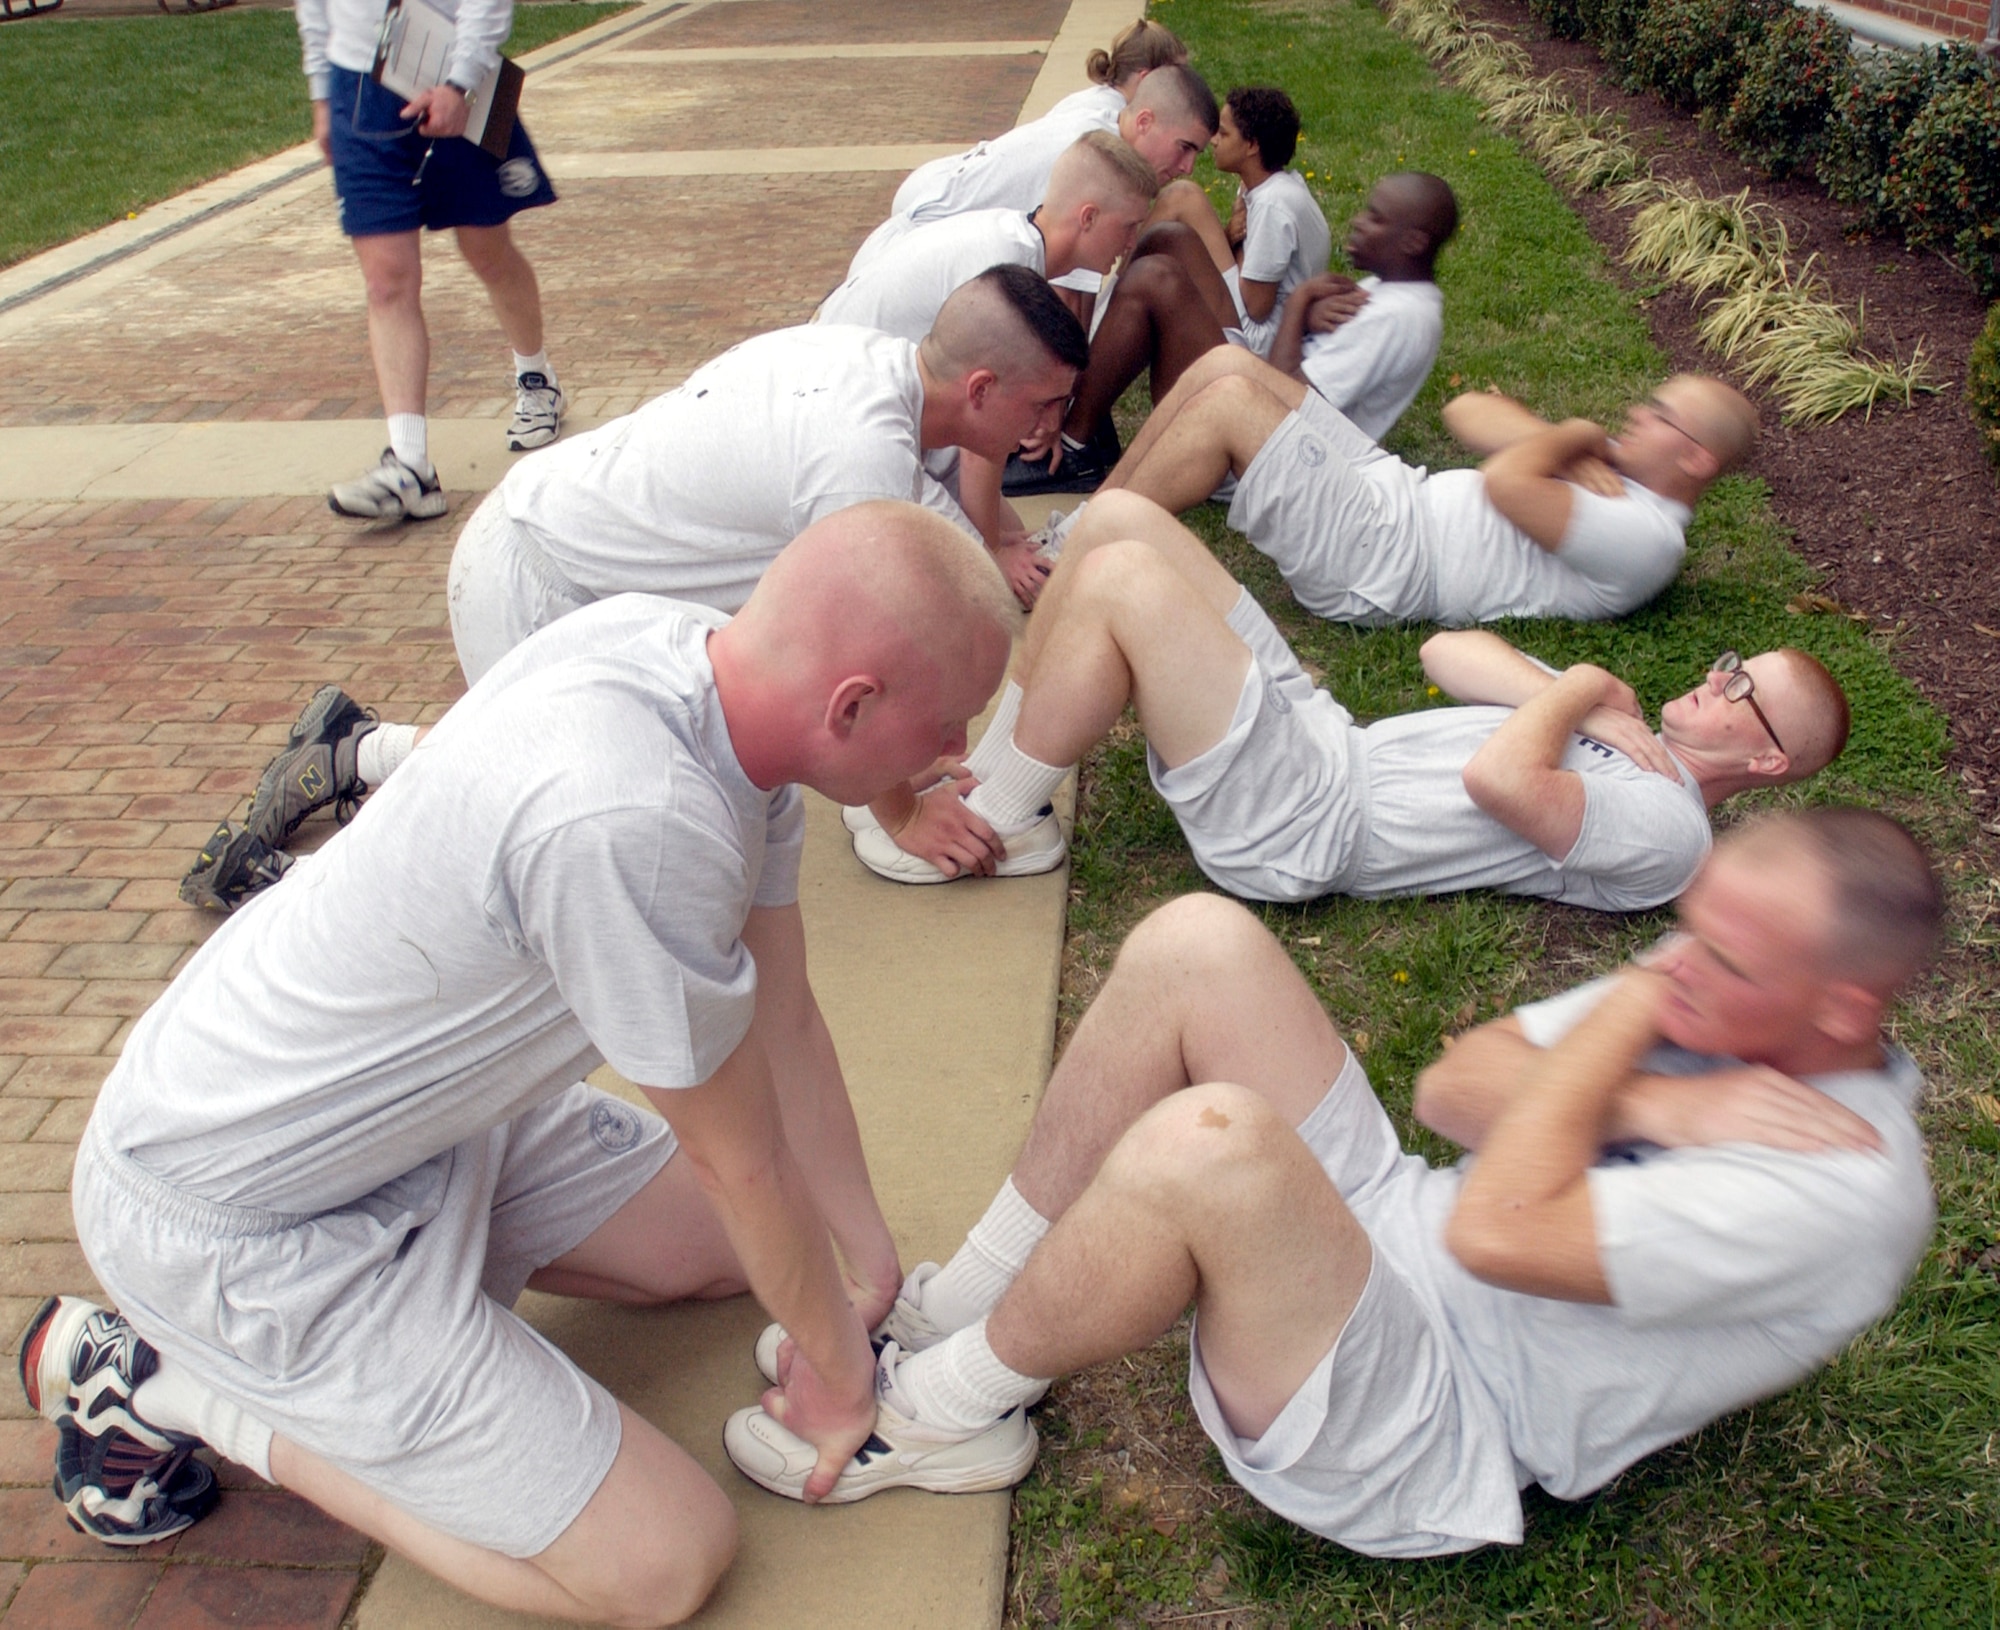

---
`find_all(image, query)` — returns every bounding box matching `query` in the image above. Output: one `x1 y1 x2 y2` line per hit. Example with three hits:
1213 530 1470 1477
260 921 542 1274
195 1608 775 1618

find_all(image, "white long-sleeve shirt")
297 0 513 102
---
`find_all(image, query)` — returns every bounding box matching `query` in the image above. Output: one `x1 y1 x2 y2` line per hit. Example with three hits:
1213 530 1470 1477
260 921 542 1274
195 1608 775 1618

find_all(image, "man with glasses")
848 490 1848 900
300 0 569 523
732 808 1940 1550
1065 363 1757 627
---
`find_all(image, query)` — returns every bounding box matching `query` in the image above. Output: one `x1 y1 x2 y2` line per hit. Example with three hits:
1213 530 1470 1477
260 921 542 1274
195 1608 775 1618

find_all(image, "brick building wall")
1843 0 1991 41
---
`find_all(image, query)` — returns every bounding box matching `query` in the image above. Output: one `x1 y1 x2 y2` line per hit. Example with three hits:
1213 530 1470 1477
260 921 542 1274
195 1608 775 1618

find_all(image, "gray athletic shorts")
1227 388 1436 624
1186 1051 1522 1556
73 1082 674 1557
1148 588 1366 903
448 491 595 685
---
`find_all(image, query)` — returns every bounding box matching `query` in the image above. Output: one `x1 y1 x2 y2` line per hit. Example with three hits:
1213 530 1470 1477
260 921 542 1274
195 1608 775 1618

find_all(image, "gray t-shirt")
1231 169 1333 357
1433 979 1933 1500
500 325 977 613
1350 709 1713 910
92 596 805 1216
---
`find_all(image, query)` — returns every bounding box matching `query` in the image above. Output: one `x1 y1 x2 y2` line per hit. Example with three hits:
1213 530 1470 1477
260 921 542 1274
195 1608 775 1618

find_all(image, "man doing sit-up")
1094 359 1757 625
849 491 1845 903
729 808 1940 1558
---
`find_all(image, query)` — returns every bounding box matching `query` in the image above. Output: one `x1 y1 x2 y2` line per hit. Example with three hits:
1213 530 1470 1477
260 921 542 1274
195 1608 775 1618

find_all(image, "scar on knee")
1197 1107 1231 1129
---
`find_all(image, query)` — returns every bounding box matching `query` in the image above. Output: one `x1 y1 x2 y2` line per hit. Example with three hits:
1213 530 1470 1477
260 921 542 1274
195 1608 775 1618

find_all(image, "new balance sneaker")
242 685 377 848
328 449 448 522
723 1345 1038 1504
853 806 1066 885
53 1416 217 1546
508 372 565 451
754 1261 955 1385
178 819 293 913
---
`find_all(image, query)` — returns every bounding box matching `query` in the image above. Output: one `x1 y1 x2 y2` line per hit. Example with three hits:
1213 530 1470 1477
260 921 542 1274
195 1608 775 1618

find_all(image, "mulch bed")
1462 0 2000 826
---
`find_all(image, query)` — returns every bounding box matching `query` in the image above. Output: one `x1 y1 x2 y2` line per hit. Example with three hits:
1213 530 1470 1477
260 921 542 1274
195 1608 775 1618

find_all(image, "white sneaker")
853 806 1065 885
507 372 564 450
840 803 881 835
753 1262 954 1385
328 449 447 522
724 1346 1038 1504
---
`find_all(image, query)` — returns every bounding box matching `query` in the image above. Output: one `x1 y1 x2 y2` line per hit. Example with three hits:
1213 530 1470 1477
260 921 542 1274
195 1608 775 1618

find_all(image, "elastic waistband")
81 1119 314 1238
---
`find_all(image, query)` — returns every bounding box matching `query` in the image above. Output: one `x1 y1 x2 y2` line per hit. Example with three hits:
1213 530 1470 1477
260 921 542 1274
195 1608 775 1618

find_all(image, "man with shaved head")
852 490 1845 894
731 808 1941 1556
29 503 1017 1619
848 64 1220 276
1089 367 1758 626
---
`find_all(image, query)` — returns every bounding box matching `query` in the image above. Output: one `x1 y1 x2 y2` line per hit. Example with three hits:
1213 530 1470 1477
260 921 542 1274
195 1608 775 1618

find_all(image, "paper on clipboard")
372 0 525 160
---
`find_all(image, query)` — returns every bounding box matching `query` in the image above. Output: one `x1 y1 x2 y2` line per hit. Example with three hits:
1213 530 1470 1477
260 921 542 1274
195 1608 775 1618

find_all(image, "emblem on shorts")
497 159 540 199
589 1100 643 1153
1264 674 1293 714
1297 437 1326 468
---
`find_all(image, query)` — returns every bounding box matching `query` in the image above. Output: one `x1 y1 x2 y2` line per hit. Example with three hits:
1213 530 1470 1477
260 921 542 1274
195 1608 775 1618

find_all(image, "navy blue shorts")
325 65 558 238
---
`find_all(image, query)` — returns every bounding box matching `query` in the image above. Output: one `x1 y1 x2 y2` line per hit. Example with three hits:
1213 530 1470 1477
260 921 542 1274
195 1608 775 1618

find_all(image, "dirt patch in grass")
1462 0 2000 823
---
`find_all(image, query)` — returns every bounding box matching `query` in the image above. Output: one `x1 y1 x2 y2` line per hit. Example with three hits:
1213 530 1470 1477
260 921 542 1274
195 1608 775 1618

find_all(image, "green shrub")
1719 5 1853 177
1968 302 2000 471
1625 0 1776 111
1525 0 1590 40
1573 0 1649 70
1821 45 1990 232
1885 71 2000 298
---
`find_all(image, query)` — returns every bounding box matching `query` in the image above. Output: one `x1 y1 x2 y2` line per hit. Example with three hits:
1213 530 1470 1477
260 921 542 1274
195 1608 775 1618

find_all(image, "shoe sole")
508 426 561 451
1001 468 1107 497
853 828 1067 885
18 1294 65 1419
327 488 449 522
283 684 356 750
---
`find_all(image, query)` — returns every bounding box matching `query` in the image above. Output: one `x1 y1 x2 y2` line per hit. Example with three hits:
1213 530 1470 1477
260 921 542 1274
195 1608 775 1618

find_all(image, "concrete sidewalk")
0 1 1137 1624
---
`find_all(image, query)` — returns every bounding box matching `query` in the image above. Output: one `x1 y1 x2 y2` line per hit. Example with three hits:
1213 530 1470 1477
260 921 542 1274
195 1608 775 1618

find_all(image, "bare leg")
455 223 545 356
1009 537 1250 772
1117 373 1298 514
989 1083 1372 1440
353 231 428 416
1148 179 1238 276
1061 252 1228 445
267 1153 748 1625
272 1403 735 1627
1129 220 1241 332
1103 347 1309 491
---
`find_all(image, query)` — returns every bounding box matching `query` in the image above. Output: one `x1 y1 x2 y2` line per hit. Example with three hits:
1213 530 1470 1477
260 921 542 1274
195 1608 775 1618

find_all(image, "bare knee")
357 246 420 311
577 1484 737 1627
1154 179 1212 221
1118 894 1278 991
1101 1081 1295 1216
1066 488 1164 554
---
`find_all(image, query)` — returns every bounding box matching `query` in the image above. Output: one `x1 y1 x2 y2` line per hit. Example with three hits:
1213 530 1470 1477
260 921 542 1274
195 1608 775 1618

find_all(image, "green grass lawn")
0 1 630 268
1013 1 2000 1624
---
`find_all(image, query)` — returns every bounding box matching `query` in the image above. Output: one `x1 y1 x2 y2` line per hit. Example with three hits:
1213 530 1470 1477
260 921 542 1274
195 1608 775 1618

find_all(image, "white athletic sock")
962 681 1024 783
963 737 1066 833
1060 431 1088 453
513 350 554 384
386 413 430 475
916 1177 1049 1333
356 721 418 785
883 1319 1046 1433
131 1358 274 1481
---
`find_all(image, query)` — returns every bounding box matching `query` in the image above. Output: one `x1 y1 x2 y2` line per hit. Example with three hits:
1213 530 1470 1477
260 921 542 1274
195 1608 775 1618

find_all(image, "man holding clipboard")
299 0 567 522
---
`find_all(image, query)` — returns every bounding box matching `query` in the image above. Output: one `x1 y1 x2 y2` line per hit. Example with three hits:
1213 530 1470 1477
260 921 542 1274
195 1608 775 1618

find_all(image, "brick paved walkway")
0 0 1132 1622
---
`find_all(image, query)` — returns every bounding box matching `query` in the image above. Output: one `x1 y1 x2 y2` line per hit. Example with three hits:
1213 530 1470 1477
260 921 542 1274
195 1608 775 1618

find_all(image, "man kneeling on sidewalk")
728 809 1940 1555
21 504 1014 1622
850 490 1846 908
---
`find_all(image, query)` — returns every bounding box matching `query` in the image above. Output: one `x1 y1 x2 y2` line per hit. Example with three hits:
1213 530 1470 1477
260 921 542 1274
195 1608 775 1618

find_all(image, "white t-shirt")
1421 471 1690 625
1443 979 1933 1500
1228 170 1333 357
91 597 806 1216
500 325 978 613
890 103 1119 228
1350 710 1713 910
297 0 507 98
1045 83 1127 122
816 211 1046 345
1300 277 1444 441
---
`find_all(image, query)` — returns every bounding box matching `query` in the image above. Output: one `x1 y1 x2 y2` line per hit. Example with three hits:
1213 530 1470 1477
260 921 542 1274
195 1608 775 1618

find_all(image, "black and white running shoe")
328 449 447 521
508 372 565 450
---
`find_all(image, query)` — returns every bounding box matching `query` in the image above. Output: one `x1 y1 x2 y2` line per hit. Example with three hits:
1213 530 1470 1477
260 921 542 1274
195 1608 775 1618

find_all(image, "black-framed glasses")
1710 651 1785 753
